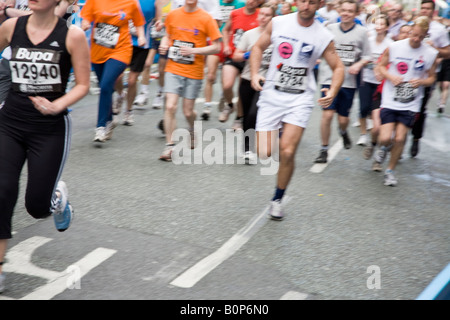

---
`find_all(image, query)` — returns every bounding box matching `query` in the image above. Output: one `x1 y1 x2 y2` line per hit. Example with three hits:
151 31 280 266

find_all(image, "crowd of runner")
0 0 449 293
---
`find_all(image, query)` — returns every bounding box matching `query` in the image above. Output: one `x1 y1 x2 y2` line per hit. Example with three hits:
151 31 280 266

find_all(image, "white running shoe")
244 151 257 165
159 144 174 162
152 94 163 109
122 111 134 126
93 127 107 142
105 121 117 140
232 117 243 131
352 120 360 127
384 170 398 186
363 145 374 160
218 104 234 122
53 181 73 232
112 92 125 115
133 92 148 107
374 147 387 164
357 134 368 146
268 200 284 221
201 106 211 120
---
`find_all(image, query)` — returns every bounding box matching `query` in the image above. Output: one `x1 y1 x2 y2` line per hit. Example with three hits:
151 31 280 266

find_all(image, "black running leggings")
412 86 432 140
0 115 71 239
238 78 259 152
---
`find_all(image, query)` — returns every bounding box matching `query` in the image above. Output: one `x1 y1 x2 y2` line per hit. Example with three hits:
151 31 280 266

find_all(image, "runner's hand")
251 75 265 91
29 96 63 116
159 44 169 55
318 87 334 108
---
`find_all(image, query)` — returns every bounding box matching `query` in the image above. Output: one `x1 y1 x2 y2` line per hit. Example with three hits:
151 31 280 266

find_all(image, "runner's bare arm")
375 48 402 86
250 20 272 91
0 17 16 52
318 41 344 107
181 38 221 56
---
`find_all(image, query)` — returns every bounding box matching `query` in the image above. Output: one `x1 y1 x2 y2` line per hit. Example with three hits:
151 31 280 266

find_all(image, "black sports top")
2 15 72 123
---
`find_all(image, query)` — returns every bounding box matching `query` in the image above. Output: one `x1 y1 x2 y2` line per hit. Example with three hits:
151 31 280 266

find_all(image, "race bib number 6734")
274 64 307 94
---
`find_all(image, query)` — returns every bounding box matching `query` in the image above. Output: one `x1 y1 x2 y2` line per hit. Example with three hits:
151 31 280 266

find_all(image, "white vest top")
381 39 438 112
258 13 333 108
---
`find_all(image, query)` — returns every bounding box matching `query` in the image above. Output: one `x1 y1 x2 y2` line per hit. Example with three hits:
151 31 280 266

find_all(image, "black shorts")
129 46 150 73
380 108 418 128
224 57 245 73
437 59 450 82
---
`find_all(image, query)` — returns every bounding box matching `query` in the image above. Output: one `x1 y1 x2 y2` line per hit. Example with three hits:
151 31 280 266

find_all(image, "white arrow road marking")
3 236 60 280
3 236 116 300
21 247 116 300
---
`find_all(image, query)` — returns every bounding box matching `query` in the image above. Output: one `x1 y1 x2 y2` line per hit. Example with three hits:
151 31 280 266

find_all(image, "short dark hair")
421 0 435 11
340 0 359 13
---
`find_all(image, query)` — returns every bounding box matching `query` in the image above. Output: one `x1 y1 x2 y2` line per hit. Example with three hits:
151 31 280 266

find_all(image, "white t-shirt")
424 20 450 49
257 13 334 108
317 7 339 25
387 19 407 40
171 0 222 20
237 27 273 81
381 39 438 112
319 22 371 88
362 36 393 84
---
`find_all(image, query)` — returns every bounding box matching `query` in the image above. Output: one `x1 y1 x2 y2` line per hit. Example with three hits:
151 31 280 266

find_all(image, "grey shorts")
164 72 203 100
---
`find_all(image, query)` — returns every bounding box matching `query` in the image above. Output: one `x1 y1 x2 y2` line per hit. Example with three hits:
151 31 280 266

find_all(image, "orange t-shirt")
164 7 222 80
80 0 145 65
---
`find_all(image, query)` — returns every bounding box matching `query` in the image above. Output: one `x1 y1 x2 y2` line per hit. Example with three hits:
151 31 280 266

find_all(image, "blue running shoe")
53 181 73 232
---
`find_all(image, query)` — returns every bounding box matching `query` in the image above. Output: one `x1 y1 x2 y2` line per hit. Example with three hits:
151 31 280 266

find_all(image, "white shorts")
255 104 314 131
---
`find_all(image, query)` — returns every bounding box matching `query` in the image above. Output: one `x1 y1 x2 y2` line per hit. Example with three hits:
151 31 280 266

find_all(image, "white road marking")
143 251 192 282
3 236 60 280
3 236 116 300
171 197 291 288
309 139 343 173
20 247 116 300
280 291 308 300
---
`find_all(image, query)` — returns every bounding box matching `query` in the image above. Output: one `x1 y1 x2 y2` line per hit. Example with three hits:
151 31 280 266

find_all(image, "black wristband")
4 6 11 19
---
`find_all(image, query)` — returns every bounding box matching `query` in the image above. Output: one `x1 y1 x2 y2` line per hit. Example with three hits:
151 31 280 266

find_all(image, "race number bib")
220 6 235 23
365 53 381 70
274 64 307 94
10 48 62 94
336 44 356 66
168 40 195 64
394 82 418 103
261 46 273 70
94 23 120 49
233 29 245 48
150 24 165 39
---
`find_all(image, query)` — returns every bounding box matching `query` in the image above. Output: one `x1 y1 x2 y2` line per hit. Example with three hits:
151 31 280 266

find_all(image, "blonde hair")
412 16 430 33
261 3 277 16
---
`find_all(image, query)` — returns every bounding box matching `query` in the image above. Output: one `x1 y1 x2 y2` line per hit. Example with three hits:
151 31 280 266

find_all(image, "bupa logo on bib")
414 58 425 71
298 43 314 62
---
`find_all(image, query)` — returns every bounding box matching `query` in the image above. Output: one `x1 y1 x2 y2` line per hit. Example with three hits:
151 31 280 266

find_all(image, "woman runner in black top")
0 0 90 293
